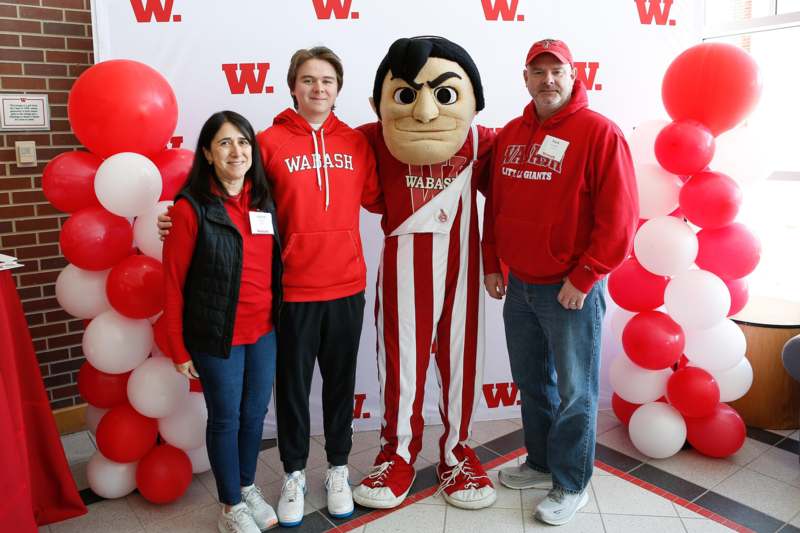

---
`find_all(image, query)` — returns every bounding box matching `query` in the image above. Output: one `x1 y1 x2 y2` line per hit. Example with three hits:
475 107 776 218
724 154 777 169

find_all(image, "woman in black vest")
162 111 282 533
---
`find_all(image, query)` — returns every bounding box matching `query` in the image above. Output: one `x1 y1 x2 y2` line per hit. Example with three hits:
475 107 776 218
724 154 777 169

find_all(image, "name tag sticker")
249 211 273 235
537 135 570 163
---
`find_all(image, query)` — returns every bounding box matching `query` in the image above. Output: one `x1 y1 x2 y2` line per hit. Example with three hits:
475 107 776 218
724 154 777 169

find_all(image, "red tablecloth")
0 271 86 531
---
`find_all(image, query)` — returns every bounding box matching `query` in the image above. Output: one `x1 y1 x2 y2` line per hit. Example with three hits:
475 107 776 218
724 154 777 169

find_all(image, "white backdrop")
91 0 703 437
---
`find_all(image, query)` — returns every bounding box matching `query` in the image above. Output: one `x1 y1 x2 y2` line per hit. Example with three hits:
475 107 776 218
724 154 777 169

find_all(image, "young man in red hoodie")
482 39 638 526
255 47 382 527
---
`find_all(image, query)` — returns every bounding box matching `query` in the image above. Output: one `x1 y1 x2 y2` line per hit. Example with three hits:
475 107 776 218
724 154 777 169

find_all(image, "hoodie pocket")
495 213 568 278
281 230 365 291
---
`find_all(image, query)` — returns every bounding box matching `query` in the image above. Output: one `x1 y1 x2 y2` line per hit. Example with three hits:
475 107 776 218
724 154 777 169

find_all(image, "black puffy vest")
176 189 282 358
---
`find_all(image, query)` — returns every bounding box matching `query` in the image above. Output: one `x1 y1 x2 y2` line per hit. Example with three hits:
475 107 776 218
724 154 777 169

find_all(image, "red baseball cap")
525 39 573 66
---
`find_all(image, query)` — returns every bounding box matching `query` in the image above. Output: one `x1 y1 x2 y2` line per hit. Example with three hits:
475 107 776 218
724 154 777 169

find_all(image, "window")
703 1 800 309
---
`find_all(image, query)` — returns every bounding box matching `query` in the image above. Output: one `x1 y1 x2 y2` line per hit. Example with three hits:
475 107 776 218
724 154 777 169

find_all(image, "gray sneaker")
498 462 552 490
535 487 589 526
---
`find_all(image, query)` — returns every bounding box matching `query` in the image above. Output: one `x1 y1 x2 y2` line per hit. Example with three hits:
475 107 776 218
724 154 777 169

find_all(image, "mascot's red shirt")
257 109 381 302
482 81 638 293
358 122 495 235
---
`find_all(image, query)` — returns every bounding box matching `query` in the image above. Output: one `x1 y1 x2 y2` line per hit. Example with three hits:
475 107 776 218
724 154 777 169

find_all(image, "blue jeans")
503 273 605 494
192 331 277 505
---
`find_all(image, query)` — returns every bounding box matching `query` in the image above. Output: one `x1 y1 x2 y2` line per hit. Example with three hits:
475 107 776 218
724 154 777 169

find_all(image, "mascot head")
372 36 484 165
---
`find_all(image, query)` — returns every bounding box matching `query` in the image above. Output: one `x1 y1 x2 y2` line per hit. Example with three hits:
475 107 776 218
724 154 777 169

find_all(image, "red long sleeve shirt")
162 182 273 364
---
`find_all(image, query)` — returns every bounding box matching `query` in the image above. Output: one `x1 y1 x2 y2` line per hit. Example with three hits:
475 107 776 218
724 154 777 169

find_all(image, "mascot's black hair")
372 36 485 119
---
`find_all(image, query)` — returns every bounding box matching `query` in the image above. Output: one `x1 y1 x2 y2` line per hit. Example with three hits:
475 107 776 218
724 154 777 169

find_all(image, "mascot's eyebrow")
426 72 461 88
390 74 422 91
389 71 462 91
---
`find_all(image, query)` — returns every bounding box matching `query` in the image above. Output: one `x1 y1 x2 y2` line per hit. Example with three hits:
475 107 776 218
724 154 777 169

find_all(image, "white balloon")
86 451 137 499
634 217 698 277
158 392 208 450
186 445 211 474
85 404 108 435
627 119 669 166
609 354 672 404
695 357 753 403
133 200 173 262
628 402 687 459
609 306 636 340
55 264 111 319
94 152 162 218
684 319 746 372
711 126 775 188
634 162 683 220
82 310 153 374
127 356 189 418
665 270 731 331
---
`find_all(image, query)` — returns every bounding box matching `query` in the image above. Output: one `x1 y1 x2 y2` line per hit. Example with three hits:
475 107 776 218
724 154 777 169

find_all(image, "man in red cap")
482 39 638 525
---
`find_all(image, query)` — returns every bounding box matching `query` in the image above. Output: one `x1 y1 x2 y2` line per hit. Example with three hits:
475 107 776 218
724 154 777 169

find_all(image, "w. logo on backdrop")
221 64 275 95
312 0 360 19
483 382 522 408
635 0 676 26
481 0 525 21
130 0 181 22
575 62 602 91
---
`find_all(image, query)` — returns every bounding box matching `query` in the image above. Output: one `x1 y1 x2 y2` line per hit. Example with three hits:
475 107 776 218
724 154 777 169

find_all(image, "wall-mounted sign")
0 94 50 131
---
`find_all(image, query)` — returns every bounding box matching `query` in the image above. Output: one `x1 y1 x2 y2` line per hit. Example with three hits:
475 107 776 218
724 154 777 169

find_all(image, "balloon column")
45 60 202 503
610 43 761 460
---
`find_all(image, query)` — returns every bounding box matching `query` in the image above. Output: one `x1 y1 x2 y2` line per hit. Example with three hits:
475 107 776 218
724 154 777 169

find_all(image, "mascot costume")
353 36 497 511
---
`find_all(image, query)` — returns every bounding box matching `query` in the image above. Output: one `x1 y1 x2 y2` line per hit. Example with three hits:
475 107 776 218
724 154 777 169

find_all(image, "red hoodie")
482 81 638 293
257 109 382 302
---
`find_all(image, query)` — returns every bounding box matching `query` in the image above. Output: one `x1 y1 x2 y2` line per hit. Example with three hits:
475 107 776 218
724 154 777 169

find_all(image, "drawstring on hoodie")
319 128 330 210
310 128 331 211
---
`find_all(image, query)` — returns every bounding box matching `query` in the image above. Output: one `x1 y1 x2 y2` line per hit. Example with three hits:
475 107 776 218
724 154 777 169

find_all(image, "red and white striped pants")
375 187 485 468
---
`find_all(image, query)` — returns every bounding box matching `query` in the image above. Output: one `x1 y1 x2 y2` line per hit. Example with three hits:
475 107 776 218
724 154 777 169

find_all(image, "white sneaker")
325 465 354 519
241 484 278 530
218 502 260 533
535 487 589 526
277 471 306 527
498 462 553 490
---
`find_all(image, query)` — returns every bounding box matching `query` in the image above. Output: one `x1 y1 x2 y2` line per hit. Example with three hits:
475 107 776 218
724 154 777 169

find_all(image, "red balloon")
662 43 762 136
725 277 749 317
106 255 164 319
611 393 641 426
685 403 746 458
136 445 192 504
667 367 720 418
151 149 193 201
679 171 742 229
696 223 761 280
68 60 178 157
612 394 668 425
676 354 690 370
654 120 715 176
95 404 158 463
77 362 131 408
608 257 669 312
622 311 685 370
60 207 133 271
42 151 103 213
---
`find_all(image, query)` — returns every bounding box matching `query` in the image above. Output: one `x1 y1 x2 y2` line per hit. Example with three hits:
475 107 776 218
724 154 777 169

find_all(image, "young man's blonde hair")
287 46 344 109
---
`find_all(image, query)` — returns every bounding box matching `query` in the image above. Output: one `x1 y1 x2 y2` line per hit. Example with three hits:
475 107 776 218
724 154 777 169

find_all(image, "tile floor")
46 410 800 533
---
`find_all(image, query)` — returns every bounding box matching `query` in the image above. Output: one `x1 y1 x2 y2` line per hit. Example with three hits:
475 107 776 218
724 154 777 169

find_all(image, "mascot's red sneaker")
435 445 497 509
352 452 416 509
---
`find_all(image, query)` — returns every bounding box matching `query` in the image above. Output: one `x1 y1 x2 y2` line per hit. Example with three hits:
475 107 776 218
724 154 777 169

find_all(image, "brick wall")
0 0 93 410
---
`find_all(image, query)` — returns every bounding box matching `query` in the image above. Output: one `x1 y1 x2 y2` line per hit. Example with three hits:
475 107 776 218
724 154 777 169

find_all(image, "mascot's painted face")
379 57 476 165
